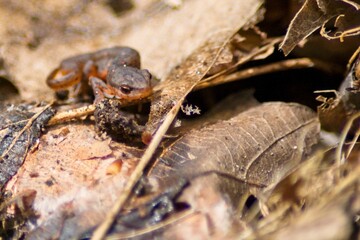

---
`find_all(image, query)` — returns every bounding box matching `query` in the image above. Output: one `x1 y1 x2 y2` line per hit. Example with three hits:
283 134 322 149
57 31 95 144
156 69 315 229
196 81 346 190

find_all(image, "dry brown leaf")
149 102 320 207
279 0 358 55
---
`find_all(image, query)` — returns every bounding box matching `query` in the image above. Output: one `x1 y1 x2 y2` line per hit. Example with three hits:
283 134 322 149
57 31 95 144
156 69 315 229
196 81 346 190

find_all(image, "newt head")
106 65 153 102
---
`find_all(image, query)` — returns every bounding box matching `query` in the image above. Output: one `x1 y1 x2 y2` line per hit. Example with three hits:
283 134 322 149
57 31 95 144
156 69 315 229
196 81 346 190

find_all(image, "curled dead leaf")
279 0 358 55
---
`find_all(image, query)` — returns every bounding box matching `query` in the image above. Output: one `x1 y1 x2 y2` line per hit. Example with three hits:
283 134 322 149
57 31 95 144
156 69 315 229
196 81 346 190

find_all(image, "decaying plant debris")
0 0 360 239
0 103 54 187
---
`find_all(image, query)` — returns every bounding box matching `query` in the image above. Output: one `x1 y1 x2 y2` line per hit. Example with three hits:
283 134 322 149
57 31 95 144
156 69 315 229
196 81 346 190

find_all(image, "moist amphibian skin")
47 46 153 141
47 46 152 101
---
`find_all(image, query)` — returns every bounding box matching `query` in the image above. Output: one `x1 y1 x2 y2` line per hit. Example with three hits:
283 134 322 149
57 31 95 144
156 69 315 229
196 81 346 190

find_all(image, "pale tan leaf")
0 0 264 100
7 124 144 239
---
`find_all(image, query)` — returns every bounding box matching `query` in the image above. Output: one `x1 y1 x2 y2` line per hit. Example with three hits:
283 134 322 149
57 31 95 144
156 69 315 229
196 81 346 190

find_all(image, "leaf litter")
0 0 360 239
0 102 54 188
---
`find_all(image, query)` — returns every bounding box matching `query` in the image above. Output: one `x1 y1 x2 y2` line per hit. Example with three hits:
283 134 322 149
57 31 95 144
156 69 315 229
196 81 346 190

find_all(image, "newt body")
47 46 152 102
47 47 153 141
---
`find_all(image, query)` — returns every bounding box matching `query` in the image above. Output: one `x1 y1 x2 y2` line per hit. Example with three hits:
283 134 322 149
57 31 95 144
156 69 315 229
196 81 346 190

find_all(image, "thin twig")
47 104 95 126
320 18 360 42
341 0 360 10
196 58 341 90
346 46 360 70
335 112 360 171
345 129 360 159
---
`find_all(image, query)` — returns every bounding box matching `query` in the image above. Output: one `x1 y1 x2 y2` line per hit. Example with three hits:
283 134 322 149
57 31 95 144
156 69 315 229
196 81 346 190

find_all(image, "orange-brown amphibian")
47 47 153 141
46 46 152 103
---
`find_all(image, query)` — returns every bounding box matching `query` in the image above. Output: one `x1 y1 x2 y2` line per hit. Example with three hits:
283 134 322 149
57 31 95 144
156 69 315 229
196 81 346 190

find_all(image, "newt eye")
120 85 133 94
